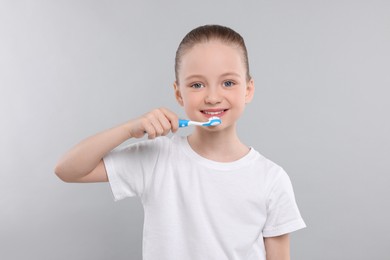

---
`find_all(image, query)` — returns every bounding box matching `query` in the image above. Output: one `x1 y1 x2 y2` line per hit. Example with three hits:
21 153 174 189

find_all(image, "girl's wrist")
121 120 136 139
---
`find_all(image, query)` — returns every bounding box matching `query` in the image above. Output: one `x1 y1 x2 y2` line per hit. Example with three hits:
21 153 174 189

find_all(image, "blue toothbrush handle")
178 119 190 128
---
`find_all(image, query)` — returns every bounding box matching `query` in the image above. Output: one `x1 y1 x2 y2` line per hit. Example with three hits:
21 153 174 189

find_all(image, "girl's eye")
223 81 235 87
191 83 204 89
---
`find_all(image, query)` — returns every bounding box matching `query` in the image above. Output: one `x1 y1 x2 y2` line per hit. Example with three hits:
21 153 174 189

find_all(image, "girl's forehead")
179 41 246 77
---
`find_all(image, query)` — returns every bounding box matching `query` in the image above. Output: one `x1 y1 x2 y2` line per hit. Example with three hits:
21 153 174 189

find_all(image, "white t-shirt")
103 135 306 260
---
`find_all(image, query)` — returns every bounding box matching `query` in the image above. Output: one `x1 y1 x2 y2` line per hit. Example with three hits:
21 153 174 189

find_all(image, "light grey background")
1 0 389 259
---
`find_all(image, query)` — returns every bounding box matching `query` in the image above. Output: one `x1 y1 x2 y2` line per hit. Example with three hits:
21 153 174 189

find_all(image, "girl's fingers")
135 108 179 139
160 108 179 133
149 118 165 138
144 108 177 139
158 110 176 136
142 119 156 139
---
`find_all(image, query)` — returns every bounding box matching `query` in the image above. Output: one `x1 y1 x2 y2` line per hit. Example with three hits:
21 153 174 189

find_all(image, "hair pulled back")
175 24 251 83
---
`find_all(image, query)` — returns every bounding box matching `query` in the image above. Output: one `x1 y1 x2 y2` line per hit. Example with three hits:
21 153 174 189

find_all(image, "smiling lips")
201 109 228 118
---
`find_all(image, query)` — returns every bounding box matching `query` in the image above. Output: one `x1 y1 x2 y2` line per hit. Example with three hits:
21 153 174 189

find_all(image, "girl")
55 24 306 260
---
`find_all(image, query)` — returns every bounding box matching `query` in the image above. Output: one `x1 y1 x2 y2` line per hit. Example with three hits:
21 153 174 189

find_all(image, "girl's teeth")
204 111 223 115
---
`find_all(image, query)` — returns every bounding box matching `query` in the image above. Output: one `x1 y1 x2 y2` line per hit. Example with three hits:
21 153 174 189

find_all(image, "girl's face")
174 40 254 132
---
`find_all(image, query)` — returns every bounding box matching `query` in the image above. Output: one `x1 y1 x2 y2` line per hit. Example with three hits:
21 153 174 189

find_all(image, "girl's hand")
127 108 179 139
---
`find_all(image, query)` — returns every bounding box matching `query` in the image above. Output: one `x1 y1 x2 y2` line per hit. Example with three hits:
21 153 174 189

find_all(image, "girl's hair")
175 24 251 83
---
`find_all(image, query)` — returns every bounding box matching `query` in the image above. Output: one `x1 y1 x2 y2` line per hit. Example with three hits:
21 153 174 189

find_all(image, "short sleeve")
263 168 306 237
103 138 163 201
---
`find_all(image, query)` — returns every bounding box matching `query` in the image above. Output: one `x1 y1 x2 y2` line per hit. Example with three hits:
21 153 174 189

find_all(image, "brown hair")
175 24 251 83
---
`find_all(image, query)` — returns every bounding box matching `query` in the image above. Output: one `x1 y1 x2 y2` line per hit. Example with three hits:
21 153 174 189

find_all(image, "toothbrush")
178 116 222 128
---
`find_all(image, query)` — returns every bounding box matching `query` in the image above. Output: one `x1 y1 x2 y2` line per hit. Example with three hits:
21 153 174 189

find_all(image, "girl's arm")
264 234 290 260
54 108 178 183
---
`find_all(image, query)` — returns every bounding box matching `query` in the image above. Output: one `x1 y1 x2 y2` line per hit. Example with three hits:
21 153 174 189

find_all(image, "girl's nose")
204 87 222 104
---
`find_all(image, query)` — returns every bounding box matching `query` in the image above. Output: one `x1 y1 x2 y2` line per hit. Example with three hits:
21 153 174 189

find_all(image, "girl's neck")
187 125 250 162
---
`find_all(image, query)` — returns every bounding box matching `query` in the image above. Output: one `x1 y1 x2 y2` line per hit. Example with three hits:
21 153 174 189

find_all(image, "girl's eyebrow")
184 74 205 81
219 72 241 78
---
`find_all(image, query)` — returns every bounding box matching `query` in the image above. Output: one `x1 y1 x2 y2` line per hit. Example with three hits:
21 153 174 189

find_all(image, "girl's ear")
173 81 184 106
245 78 255 104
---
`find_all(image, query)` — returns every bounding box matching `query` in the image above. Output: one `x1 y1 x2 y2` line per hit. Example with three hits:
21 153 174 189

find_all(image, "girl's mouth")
201 109 228 118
